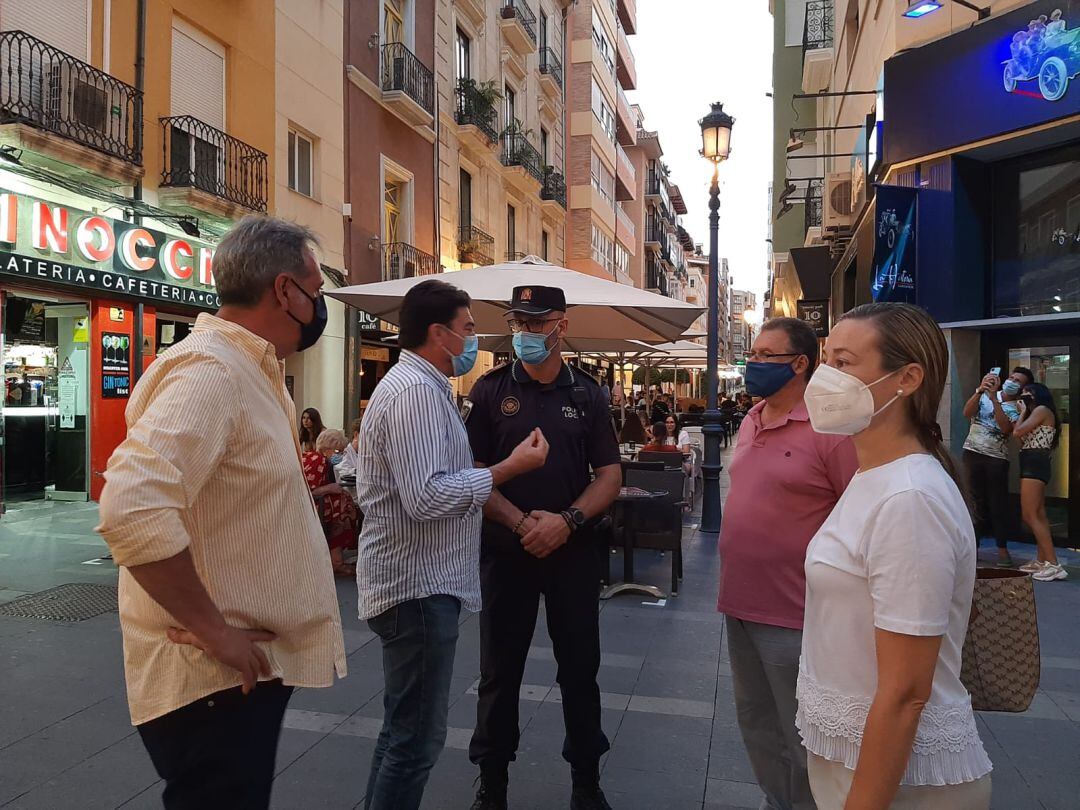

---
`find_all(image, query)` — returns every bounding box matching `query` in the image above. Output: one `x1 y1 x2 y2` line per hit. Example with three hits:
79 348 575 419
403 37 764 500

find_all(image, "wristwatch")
562 507 587 533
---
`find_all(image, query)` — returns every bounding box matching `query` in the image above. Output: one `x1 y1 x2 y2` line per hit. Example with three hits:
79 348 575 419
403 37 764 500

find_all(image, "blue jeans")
365 595 461 810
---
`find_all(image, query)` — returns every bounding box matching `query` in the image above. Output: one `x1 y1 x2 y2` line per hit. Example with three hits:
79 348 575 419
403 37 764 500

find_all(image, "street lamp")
698 102 735 534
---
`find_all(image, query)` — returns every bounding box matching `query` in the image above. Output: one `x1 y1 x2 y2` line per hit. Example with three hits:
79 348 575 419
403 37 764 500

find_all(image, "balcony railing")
645 218 665 245
455 79 500 143
383 242 439 280
538 47 563 89
541 167 566 208
645 171 661 196
500 0 538 45
616 203 635 240
0 30 142 164
646 255 666 294
160 116 268 211
381 42 434 115
803 0 834 53
500 130 545 184
458 225 494 266
806 193 823 231
616 143 635 179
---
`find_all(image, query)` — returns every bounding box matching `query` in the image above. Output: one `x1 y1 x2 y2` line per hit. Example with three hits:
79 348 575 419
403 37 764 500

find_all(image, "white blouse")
796 454 992 787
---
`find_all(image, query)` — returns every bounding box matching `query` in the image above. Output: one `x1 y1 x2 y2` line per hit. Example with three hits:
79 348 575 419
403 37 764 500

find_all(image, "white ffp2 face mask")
804 363 901 436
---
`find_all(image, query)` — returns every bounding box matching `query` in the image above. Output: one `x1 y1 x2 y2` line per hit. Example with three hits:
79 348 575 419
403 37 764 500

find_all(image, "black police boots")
570 765 613 810
469 766 508 810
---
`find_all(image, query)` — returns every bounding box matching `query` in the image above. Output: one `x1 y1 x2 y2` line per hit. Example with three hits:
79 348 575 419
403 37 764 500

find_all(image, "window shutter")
170 25 225 130
1 0 88 60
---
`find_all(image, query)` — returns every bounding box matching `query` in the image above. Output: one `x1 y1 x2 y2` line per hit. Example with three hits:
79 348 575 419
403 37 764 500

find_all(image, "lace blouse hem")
796 713 993 787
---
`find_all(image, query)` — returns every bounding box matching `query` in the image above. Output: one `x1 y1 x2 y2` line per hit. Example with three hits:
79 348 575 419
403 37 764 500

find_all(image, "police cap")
507 285 566 316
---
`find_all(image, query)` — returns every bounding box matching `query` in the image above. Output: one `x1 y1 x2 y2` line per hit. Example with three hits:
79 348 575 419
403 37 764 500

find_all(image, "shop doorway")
2 294 91 506
983 327 1077 547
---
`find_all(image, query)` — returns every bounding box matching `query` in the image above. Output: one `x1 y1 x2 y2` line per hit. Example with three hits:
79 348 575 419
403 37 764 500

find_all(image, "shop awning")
789 246 836 301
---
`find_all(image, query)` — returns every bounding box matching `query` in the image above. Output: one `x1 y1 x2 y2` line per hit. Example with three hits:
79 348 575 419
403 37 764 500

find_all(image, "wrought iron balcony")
539 47 563 90
803 0 834 53
500 0 538 48
500 130 544 185
0 30 142 164
645 218 665 247
541 167 566 208
645 171 661 197
458 225 494 266
805 193 823 231
383 242 439 281
160 116 268 211
455 79 500 144
381 42 434 116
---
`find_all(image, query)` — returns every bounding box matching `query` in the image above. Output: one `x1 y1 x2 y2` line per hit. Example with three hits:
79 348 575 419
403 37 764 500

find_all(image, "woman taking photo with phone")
797 302 991 809
1015 382 1066 582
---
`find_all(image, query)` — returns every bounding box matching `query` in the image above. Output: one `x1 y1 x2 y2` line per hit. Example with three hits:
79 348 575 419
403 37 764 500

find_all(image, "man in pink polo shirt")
718 317 858 810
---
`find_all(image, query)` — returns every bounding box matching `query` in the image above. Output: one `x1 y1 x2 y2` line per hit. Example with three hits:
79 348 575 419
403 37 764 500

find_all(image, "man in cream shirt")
97 216 346 809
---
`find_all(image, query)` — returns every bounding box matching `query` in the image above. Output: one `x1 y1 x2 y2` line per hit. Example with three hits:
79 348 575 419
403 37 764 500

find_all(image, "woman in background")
299 407 325 453
1015 382 1066 582
642 422 681 453
304 428 359 577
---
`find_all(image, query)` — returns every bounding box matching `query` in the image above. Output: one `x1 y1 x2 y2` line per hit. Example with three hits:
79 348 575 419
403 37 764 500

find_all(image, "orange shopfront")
0 191 219 509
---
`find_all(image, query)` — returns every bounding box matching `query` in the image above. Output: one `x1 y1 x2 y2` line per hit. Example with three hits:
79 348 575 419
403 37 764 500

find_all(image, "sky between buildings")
633 0 774 300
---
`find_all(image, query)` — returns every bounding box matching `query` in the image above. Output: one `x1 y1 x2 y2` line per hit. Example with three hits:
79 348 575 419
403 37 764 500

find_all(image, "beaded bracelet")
512 512 530 535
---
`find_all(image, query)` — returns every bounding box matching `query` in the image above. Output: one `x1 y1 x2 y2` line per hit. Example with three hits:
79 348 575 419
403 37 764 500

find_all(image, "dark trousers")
137 680 293 810
365 595 461 810
963 450 1012 550
469 538 610 771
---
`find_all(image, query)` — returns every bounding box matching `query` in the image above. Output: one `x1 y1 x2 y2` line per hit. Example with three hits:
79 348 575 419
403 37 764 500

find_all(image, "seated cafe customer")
642 422 681 453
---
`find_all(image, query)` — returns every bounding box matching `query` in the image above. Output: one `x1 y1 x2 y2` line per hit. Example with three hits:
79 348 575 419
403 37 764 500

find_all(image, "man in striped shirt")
356 280 549 810
97 216 346 809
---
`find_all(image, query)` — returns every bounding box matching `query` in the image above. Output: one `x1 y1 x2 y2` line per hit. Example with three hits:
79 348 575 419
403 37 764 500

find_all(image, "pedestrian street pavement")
1 444 1080 808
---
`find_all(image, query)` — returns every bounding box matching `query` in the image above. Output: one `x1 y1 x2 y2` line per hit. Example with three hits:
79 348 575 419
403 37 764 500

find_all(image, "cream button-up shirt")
97 314 346 725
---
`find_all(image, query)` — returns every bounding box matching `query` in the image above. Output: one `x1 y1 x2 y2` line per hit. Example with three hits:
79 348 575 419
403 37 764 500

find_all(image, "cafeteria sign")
0 192 221 310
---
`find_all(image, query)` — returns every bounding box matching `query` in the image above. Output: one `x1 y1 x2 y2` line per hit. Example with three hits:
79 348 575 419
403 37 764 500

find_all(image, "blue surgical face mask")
744 360 798 398
329 452 344 466
512 322 560 365
441 328 478 377
1002 380 1022 397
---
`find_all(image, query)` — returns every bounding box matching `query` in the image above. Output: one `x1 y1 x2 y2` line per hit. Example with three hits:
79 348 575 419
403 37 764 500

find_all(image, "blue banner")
872 185 918 303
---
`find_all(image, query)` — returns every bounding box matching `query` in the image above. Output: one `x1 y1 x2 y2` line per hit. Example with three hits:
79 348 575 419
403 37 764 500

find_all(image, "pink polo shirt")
717 401 858 630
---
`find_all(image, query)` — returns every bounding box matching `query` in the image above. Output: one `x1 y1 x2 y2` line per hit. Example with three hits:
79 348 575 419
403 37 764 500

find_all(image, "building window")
590 80 616 143
385 179 405 243
507 204 516 256
456 27 471 80
384 0 405 44
591 225 615 276
542 230 549 261
459 168 472 229
540 127 549 165
171 20 226 130
590 151 615 207
592 16 615 76
288 130 314 197
993 145 1080 317
504 85 517 130
615 242 629 278
540 12 549 49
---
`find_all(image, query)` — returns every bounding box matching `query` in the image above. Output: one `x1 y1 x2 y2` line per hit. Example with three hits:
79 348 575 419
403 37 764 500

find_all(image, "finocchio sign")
0 192 221 309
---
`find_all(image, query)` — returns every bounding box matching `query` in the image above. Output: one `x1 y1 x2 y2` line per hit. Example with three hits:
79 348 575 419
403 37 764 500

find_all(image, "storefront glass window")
993 146 1080 317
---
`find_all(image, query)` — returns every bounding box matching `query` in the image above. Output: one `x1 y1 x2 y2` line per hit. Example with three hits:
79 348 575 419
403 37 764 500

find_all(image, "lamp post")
698 102 734 534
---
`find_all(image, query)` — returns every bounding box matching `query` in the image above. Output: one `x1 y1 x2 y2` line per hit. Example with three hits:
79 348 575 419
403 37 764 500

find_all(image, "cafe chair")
619 467 686 595
636 450 685 469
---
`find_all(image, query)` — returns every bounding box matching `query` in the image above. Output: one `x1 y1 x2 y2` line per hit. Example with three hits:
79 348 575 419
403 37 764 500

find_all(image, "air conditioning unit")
46 65 109 133
824 171 853 230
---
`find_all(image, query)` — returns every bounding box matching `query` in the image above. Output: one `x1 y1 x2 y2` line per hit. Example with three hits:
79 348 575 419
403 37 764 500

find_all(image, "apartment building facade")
564 0 636 282
775 0 1079 545
0 0 280 505
729 287 756 364
686 250 731 363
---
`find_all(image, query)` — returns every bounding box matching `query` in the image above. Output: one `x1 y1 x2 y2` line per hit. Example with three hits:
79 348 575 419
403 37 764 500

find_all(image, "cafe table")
600 485 668 600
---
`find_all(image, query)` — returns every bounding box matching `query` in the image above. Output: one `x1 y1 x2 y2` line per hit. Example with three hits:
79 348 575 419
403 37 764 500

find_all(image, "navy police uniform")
464 287 620 775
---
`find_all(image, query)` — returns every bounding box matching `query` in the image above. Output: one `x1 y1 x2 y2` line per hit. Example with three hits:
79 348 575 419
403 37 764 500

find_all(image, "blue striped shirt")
355 350 493 620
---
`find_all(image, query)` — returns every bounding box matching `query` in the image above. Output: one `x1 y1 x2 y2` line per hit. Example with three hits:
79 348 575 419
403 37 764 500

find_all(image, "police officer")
465 286 622 810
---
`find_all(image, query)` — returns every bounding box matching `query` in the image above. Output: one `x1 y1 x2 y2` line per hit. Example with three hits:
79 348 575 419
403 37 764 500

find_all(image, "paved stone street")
2 445 1080 809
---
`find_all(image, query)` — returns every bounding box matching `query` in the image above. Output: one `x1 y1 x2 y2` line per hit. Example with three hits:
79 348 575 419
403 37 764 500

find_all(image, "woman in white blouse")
797 302 992 809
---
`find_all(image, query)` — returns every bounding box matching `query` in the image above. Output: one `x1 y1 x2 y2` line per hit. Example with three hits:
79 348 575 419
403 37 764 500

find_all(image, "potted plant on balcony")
457 78 502 107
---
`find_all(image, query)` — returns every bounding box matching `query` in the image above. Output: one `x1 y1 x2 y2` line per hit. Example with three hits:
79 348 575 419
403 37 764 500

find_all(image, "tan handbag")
960 568 1040 713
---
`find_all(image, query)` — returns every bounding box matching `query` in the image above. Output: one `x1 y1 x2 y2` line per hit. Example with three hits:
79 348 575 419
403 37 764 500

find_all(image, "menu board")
59 357 77 428
101 332 131 398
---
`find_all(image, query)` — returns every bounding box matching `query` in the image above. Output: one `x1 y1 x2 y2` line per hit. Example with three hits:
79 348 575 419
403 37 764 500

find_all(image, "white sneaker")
1033 563 1068 582
1020 559 1048 573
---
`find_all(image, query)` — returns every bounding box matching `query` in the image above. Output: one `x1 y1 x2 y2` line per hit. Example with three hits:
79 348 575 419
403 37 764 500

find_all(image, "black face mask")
286 278 328 352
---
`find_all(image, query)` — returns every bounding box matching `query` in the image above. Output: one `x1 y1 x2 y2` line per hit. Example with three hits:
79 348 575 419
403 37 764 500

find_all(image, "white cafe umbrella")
326 256 703 343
